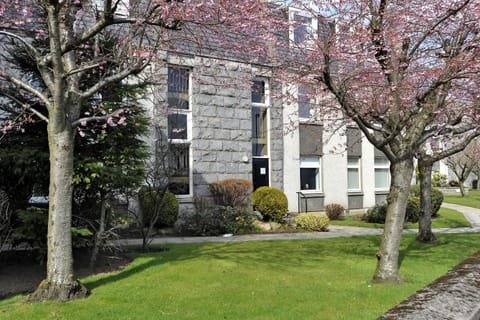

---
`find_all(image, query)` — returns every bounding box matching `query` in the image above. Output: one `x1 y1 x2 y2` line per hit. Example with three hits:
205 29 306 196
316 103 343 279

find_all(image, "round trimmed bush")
140 189 179 228
409 185 444 217
252 186 288 223
365 196 421 224
295 213 329 232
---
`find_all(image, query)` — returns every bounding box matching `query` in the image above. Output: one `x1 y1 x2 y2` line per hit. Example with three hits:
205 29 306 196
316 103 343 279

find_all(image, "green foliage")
325 203 345 220
11 207 93 261
11 207 48 251
175 206 255 236
409 185 444 217
208 179 252 209
140 190 179 228
365 196 420 224
405 196 420 223
295 213 329 232
432 172 447 187
252 187 288 223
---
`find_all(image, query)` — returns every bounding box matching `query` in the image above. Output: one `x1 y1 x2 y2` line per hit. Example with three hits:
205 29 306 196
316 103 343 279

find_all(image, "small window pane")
348 168 360 190
168 114 187 140
294 14 312 43
168 144 190 195
252 106 268 156
375 168 390 189
298 86 312 119
252 80 265 103
301 168 318 190
300 156 319 167
168 67 189 109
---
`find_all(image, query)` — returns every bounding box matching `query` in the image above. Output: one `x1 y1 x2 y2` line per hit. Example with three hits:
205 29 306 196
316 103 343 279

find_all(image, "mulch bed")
0 249 133 300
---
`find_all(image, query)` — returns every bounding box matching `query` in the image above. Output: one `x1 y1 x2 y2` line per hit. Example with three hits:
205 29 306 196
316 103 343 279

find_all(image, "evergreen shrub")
252 186 288 223
175 205 255 236
140 189 179 228
295 213 329 232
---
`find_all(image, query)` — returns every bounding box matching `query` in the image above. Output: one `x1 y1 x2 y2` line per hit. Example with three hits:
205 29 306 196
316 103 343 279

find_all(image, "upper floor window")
251 78 270 157
167 65 192 196
289 8 318 45
298 85 313 120
96 0 129 17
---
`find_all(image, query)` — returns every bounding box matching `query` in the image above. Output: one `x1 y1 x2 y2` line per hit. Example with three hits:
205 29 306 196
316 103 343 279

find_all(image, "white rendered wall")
282 104 301 212
322 124 348 207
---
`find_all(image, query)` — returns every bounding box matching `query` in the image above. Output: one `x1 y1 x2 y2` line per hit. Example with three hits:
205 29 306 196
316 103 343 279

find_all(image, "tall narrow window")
347 157 361 191
167 66 191 195
374 157 390 191
298 85 312 120
252 78 270 190
347 128 362 191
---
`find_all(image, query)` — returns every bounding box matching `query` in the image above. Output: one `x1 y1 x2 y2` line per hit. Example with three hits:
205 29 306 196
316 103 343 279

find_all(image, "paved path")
115 203 480 246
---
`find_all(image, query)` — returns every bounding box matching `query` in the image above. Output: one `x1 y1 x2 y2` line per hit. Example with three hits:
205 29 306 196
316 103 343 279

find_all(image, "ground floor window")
347 157 361 191
168 143 190 195
300 156 321 191
374 157 390 191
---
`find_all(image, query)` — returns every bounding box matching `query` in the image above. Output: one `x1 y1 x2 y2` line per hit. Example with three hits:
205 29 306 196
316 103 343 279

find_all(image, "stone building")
146 6 393 213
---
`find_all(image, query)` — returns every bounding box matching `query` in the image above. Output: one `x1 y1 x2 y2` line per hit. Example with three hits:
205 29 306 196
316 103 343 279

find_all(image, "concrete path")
115 203 480 246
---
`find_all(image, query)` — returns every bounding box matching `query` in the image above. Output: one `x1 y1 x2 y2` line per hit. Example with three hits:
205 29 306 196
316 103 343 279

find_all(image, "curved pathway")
116 203 480 246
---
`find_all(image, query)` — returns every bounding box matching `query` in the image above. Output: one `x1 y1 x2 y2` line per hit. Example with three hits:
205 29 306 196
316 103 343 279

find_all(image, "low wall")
379 251 480 320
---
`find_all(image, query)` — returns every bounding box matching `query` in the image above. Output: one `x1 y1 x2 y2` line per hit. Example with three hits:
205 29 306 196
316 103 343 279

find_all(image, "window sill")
348 191 363 196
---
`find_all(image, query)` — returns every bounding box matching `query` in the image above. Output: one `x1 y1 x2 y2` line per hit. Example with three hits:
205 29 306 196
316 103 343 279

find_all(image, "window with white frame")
300 156 321 191
289 8 318 45
347 157 361 191
96 0 129 16
167 66 192 196
251 79 269 157
374 157 390 191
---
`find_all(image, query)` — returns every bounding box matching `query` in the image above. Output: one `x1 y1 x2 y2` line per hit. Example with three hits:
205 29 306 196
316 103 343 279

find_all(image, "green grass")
2 233 480 319
444 189 480 209
330 207 471 229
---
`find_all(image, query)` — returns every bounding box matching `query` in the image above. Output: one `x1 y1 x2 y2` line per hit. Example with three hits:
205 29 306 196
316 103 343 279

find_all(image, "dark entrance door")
253 158 269 190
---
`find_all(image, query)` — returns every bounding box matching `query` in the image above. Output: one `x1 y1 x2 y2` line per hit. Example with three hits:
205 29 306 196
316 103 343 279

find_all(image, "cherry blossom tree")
282 0 480 282
0 0 276 301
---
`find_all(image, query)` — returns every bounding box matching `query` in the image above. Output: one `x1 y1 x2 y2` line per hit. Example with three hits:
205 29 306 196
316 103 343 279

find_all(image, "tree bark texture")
29 123 89 302
89 197 107 270
373 158 414 283
417 160 436 243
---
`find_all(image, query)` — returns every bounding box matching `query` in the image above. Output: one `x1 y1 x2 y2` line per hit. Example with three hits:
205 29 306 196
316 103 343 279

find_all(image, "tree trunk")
373 158 414 283
459 180 466 197
417 159 436 243
29 124 89 302
89 196 107 270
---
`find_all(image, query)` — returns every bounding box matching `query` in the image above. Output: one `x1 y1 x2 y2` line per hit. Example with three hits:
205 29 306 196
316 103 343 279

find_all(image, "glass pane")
252 80 265 103
347 157 359 166
298 86 311 119
300 168 318 190
294 14 312 43
375 168 390 189
168 113 187 140
252 106 268 156
300 156 320 167
374 157 389 166
348 168 359 190
168 67 189 109
168 144 190 195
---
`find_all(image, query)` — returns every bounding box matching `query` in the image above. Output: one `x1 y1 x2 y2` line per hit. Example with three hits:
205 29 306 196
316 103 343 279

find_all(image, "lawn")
443 189 480 209
2 233 480 319
330 207 471 229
